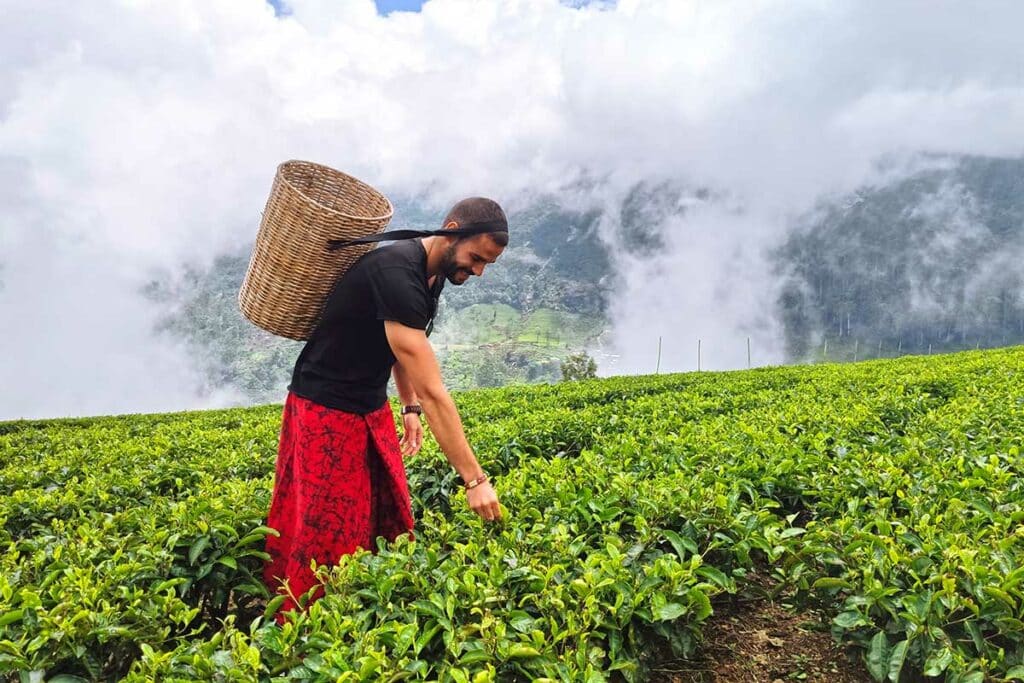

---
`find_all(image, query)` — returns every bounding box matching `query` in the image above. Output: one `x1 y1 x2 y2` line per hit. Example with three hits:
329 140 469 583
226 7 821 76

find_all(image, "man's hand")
466 481 501 522
399 413 423 457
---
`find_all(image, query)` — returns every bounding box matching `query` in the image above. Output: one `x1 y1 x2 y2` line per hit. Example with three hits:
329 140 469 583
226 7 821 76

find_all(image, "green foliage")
560 351 598 382
2 346 1024 680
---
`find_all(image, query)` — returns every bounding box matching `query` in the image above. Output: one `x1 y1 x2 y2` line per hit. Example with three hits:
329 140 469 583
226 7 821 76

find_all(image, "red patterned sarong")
263 391 414 617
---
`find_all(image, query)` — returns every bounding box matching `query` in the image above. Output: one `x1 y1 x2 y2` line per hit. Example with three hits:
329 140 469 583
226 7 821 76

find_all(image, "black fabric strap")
326 220 507 251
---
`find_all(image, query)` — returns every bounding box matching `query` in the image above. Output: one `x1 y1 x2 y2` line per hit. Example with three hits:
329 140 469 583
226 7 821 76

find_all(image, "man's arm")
392 361 424 457
384 320 501 520
392 361 418 407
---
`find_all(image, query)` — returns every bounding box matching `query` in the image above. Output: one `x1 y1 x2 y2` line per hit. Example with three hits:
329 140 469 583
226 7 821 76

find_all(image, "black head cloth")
326 220 508 251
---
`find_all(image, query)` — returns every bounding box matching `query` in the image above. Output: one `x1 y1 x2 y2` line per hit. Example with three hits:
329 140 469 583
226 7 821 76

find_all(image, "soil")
647 594 873 683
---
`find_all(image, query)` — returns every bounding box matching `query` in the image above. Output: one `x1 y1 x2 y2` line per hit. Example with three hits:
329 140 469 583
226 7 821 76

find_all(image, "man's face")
439 234 505 285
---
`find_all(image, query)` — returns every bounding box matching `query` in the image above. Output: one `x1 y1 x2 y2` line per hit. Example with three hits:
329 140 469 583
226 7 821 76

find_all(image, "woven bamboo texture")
238 160 393 340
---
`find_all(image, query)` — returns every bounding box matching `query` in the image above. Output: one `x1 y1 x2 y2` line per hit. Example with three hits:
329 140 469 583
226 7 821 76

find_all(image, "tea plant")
1 347 1022 681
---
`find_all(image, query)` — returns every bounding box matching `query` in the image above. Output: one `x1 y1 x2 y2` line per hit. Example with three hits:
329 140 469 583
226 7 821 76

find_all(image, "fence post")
656 336 662 374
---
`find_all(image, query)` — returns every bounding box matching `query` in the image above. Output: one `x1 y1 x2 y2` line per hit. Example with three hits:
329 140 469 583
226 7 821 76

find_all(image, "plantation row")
1 347 1023 681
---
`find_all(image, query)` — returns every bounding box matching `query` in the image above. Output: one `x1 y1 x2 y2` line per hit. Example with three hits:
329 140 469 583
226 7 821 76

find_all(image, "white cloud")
1 0 1023 417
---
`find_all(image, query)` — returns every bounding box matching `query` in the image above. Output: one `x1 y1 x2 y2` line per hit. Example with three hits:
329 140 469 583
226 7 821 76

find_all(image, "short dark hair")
444 197 509 247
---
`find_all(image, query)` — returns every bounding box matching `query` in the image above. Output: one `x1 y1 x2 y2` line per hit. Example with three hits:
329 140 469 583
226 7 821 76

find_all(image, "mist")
2 0 1023 419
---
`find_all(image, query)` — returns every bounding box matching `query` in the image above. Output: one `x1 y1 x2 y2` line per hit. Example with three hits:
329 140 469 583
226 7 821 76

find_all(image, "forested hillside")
140 197 612 403
142 154 1024 400
775 155 1024 360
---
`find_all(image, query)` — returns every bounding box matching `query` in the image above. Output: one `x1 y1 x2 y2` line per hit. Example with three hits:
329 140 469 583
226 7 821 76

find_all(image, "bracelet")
463 473 489 491
401 404 423 415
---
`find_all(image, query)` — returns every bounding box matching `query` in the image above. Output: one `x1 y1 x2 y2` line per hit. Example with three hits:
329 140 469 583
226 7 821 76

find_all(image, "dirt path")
648 596 872 682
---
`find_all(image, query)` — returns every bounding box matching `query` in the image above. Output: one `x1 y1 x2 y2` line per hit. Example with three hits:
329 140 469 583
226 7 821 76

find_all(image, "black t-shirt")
287 238 444 414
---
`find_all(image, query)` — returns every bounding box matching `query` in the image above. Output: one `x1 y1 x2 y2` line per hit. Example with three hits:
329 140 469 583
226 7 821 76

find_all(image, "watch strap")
464 473 489 491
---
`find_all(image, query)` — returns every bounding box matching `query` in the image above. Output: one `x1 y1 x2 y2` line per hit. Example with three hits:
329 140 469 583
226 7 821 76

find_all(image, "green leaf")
238 528 279 547
833 611 864 629
508 611 534 633
662 530 698 559
234 582 269 597
216 556 238 569
263 594 287 620
357 654 381 679
964 620 984 650
812 577 851 590
414 624 443 655
654 603 688 621
1004 665 1024 681
413 599 445 621
688 588 713 621
404 660 428 675
866 631 889 682
996 617 1024 632
506 645 541 659
189 536 210 566
459 649 491 665
982 586 1017 610
923 647 953 676
887 639 908 681
1002 567 1024 591
152 578 185 594
0 610 24 628
695 565 730 588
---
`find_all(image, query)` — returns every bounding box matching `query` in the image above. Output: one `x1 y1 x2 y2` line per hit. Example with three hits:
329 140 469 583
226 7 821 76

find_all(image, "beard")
440 243 473 285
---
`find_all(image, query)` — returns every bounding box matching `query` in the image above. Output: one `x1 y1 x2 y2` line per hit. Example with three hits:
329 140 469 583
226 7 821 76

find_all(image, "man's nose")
472 263 486 277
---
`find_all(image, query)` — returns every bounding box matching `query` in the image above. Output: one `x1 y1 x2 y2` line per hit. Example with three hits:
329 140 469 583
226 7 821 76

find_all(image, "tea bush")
2 347 1023 681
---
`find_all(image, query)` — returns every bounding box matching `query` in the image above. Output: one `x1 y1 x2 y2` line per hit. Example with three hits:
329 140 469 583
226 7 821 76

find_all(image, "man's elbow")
391 350 445 402
416 379 448 404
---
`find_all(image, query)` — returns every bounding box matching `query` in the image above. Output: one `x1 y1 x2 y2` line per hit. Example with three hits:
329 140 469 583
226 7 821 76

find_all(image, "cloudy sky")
2 0 1023 420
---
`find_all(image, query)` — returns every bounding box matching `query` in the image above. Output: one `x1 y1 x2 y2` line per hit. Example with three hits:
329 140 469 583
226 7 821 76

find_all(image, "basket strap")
326 220 507 251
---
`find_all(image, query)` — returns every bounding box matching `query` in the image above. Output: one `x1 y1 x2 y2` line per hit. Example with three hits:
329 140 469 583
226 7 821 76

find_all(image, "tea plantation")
2 347 1023 682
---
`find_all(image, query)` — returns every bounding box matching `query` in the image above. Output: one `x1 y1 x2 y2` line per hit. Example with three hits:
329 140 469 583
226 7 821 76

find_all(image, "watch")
463 473 489 491
401 404 423 416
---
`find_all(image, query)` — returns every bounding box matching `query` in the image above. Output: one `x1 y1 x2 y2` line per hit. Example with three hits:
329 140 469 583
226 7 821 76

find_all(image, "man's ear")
445 220 459 229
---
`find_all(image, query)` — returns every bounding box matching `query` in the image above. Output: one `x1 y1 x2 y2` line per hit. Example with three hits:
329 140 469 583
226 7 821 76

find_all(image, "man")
263 196 507 615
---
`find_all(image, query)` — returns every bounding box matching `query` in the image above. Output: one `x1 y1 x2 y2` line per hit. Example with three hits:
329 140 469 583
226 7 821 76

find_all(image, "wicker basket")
238 160 393 341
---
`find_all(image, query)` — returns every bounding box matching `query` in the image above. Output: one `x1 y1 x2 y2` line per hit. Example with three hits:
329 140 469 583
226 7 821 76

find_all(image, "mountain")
142 154 1024 402
774 155 1024 361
